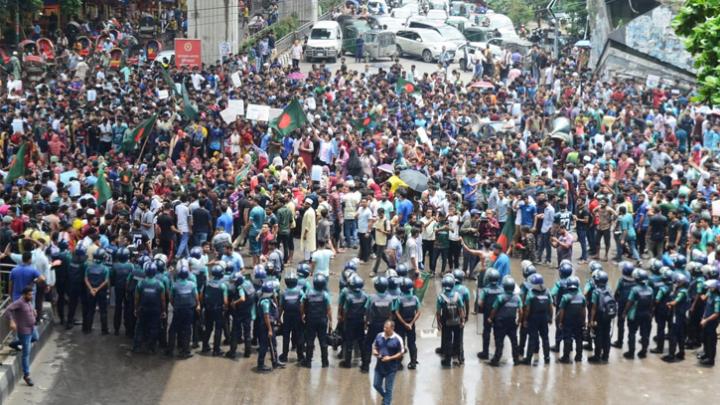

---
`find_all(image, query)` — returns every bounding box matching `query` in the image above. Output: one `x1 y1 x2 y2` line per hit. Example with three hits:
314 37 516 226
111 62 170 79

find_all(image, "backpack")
191 129 204 147
597 289 618 319
441 292 462 327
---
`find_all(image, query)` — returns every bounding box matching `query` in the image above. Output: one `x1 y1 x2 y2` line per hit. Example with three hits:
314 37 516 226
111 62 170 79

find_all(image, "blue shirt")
9 264 41 301
248 206 266 236
493 253 510 279
520 203 536 227
397 199 413 226
216 212 234 234
373 331 404 373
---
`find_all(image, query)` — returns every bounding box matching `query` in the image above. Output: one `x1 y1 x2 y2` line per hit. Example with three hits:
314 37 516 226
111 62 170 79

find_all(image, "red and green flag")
396 77 419 94
271 99 308 136
4 142 27 185
95 166 112 207
496 211 516 252
123 114 158 152
181 82 199 122
352 113 376 133
161 67 178 97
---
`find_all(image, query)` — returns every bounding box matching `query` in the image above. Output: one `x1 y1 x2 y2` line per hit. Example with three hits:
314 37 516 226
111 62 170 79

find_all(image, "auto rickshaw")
361 30 396 61
36 38 55 63
146 39 161 62
19 40 37 57
75 36 92 57
138 14 156 40
108 47 123 69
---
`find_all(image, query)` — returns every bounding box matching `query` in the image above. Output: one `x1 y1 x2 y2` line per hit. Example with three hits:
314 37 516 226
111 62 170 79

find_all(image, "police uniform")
125 266 146 338
613 277 636 348
625 283 654 357
52 250 72 325
228 280 256 358
363 292 393 371
189 258 208 347
559 290 586 361
686 275 705 348
452 283 471 363
302 287 331 367
490 292 521 364
590 286 615 361
550 278 568 352
111 261 135 335
257 295 280 369
66 256 87 329
701 290 720 365
133 277 165 352
342 289 368 368
168 279 198 356
156 270 172 348
437 290 464 366
666 286 689 360
393 291 420 367
279 286 305 362
203 278 228 354
477 283 502 358
523 287 552 362
652 282 672 352
84 262 110 333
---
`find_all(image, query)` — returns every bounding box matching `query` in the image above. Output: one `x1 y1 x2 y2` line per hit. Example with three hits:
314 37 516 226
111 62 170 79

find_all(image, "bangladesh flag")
181 82 199 122
161 68 178 97
496 211 516 252
352 113 376 132
414 271 433 303
95 166 112 207
123 114 158 152
396 77 419 94
4 142 27 185
271 99 308 136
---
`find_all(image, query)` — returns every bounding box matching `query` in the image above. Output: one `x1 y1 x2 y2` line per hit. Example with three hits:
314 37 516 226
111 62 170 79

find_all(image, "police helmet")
57 240 69 251
674 273 688 286
484 268 500 284
661 268 674 282
297 263 311 278
530 273 544 287
177 268 190 279
115 247 130 262
559 259 573 268
190 246 203 259
211 265 224 279
400 277 413 293
520 260 532 271
350 274 365 291
154 253 168 266
344 260 358 272
565 275 580 290
261 281 275 296
285 272 298 288
558 262 573 278
523 264 537 280
93 248 107 263
374 276 389 293
396 263 409 277
502 276 516 292
265 261 276 275
620 261 635 277
691 249 708 265
633 269 649 283
441 275 455 290
235 272 245 285
687 262 702 276
145 262 158 278
154 258 167 273
673 254 687 268
253 265 267 281
649 259 663 274
705 279 719 291
593 270 609 287
313 274 328 290
588 261 603 273
137 254 150 267
706 266 719 280
452 269 465 283
388 276 400 290
386 269 398 279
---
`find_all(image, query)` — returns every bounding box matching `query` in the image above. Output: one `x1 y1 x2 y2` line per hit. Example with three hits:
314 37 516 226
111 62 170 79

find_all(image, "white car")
391 4 419 19
368 16 406 32
395 28 456 63
425 9 448 22
405 18 467 48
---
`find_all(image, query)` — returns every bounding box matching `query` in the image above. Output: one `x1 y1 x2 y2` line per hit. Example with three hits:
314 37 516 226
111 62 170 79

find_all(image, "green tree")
0 0 43 43
487 0 540 27
673 0 720 103
61 0 83 20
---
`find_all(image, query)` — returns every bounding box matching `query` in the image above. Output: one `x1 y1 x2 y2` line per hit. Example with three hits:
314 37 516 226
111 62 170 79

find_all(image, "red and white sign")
174 39 202 69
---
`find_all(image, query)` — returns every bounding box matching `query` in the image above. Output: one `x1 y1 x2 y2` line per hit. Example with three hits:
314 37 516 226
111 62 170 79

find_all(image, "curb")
0 317 54 403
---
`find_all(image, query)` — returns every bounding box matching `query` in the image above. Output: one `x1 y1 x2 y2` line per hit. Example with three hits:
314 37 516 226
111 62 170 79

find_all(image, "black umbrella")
399 169 429 193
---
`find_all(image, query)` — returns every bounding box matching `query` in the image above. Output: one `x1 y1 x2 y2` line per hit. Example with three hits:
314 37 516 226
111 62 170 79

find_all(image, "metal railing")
273 11 334 58
0 263 17 346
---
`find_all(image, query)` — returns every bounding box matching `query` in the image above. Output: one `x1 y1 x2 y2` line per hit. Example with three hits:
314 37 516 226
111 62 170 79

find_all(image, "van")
305 20 343 62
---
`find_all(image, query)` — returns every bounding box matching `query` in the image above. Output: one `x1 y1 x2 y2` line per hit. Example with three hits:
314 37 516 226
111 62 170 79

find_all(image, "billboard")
174 39 202 69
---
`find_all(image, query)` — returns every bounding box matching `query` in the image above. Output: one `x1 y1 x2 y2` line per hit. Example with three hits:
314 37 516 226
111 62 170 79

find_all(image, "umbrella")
377 163 394 174
287 71 306 80
575 40 591 48
468 80 494 89
399 169 429 192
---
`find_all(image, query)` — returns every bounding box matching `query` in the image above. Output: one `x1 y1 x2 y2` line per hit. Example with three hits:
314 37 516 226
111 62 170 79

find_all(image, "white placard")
646 74 660 89
306 97 317 111
713 199 720 217
11 118 24 134
87 89 97 102
311 165 322 182
158 89 169 100
268 108 284 122
220 108 242 124
417 127 432 148
219 42 231 59
231 71 242 88
228 99 244 115
175 83 182 94
245 104 271 122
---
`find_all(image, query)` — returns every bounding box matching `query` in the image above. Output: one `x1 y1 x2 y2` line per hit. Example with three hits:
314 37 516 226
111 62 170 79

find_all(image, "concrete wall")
187 0 240 65
588 0 612 67
277 0 319 24
597 45 696 88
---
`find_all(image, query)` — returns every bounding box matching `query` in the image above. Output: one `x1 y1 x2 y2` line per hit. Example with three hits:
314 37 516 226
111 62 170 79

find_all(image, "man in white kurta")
300 198 317 261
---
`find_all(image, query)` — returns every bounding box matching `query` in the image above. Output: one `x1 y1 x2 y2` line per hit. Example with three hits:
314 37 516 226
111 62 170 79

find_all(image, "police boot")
649 346 664 354
611 340 623 348
622 351 635 359
487 357 500 367
244 341 253 357
558 356 571 364
637 349 647 358
661 354 677 363
477 351 489 360
320 346 329 368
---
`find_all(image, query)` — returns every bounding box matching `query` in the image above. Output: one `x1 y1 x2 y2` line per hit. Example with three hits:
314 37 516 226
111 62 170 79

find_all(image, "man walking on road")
7 287 38 386
372 320 404 405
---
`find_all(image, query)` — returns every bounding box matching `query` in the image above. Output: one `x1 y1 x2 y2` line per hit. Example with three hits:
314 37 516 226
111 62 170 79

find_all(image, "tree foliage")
673 0 720 104
487 0 540 27
61 0 84 20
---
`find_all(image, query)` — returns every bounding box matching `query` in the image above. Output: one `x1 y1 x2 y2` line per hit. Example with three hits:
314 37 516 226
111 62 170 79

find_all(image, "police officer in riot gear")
623 269 654 359
202 265 228 356
476 268 502 360
588 270 616 363
84 248 110 334
340 274 368 369
301 274 332 368
451 269 470 364
66 247 88 330
612 261 636 349
125 255 147 338
227 272 256 359
437 274 465 367
518 264 537 356
662 273 689 362
363 276 393 373
557 276 586 363
550 261 573 352
650 268 674 354
133 263 166 353
257 281 284 372
111 247 134 336
168 268 200 358
279 272 305 363
394 277 420 369
520 273 552 365
488 276 521 367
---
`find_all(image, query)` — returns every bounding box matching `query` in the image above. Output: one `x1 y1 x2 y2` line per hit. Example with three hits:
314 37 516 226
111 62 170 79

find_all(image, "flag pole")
135 130 152 165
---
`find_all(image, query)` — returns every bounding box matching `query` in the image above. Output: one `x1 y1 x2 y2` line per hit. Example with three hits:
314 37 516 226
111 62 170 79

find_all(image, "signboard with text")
174 39 202 69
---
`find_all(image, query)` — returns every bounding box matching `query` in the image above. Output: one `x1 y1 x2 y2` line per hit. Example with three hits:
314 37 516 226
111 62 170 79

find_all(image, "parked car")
395 28 456 62
405 18 467 48
456 41 501 71
366 15 406 32
305 20 343 62
425 9 449 22
338 17 373 56
391 4 419 19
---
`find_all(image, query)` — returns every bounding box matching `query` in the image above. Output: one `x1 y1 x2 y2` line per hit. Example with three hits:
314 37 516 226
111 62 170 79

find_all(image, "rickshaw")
65 21 81 43
36 38 55 63
75 36 92 57
145 39 162 62
23 55 46 82
138 14 156 40
361 30 396 61
108 47 123 69
126 44 143 65
109 29 122 42
95 32 113 53
19 40 37 57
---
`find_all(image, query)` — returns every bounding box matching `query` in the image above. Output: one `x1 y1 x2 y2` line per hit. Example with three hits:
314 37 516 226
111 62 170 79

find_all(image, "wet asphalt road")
6 248 717 405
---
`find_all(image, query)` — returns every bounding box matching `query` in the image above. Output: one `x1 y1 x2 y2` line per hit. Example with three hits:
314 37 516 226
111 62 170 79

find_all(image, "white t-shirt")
175 203 190 233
